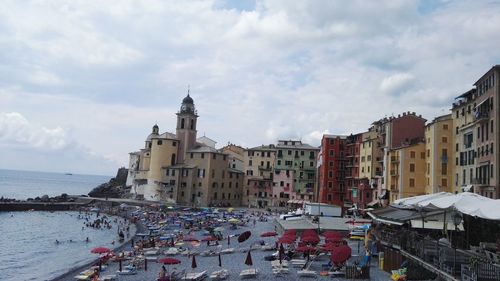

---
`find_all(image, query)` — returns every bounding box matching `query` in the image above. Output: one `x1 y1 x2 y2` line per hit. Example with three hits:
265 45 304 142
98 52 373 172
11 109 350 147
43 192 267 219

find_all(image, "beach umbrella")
191 255 197 269
277 236 295 244
238 231 251 243
260 231 278 237
228 218 239 223
218 253 222 267
159 258 181 265
331 245 352 266
244 251 253 266
183 235 199 242
323 231 342 239
201 236 217 242
91 247 111 254
296 245 316 253
301 235 320 244
321 243 339 252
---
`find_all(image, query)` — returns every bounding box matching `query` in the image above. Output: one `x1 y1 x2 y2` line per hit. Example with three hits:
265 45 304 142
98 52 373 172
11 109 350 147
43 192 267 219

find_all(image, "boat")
181 270 207 280
297 269 317 277
65 173 73 175
220 248 234 255
209 269 229 280
239 268 258 279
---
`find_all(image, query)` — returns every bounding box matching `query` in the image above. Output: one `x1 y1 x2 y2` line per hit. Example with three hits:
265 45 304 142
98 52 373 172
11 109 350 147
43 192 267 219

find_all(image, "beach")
56 206 390 281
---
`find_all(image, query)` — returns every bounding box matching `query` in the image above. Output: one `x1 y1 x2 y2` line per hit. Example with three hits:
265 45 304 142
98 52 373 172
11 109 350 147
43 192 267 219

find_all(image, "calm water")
0 211 135 281
0 169 110 199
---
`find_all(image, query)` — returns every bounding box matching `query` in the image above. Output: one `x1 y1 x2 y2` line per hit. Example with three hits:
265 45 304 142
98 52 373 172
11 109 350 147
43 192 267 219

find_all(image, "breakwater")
0 201 88 212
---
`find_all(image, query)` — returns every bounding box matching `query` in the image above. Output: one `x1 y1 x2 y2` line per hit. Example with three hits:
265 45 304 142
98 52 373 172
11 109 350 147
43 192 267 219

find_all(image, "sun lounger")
239 268 258 279
272 266 289 275
74 274 92 280
291 259 307 268
297 269 317 278
117 268 137 275
181 270 208 280
145 249 160 255
209 268 229 280
98 274 117 281
271 260 289 268
220 248 234 254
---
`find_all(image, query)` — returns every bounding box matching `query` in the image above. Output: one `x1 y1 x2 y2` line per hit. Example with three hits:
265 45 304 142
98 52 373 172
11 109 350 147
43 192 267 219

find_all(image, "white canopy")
392 192 500 221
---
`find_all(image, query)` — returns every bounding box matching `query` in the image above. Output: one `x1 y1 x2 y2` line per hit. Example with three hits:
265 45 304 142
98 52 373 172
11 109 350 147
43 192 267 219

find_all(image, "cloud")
380 73 415 96
0 112 68 150
1 0 500 175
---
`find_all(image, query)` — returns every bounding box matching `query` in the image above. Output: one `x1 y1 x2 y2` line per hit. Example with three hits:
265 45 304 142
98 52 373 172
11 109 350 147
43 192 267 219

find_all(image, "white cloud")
0 112 68 150
0 0 499 174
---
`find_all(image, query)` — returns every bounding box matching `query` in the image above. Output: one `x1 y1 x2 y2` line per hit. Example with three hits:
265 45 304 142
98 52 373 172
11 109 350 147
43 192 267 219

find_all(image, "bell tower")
176 92 198 163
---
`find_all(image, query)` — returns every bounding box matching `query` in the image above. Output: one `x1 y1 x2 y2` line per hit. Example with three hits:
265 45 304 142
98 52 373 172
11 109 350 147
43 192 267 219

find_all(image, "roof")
322 134 347 139
154 132 178 140
276 141 319 150
455 88 476 100
182 93 194 104
248 144 276 151
228 168 244 174
368 207 425 225
473 65 500 86
188 144 225 154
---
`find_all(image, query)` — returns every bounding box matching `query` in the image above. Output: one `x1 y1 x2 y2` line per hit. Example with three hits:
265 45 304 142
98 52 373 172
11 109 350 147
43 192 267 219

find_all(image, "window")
409 163 415 172
427 149 430 157
171 154 176 165
288 150 292 155
277 160 281 165
157 140 162 145
421 152 425 159
441 178 447 187
190 119 194 130
441 163 447 175
201 153 205 159
410 151 415 158
181 118 185 129
442 137 447 143
443 124 448 130
409 178 415 187
213 154 216 160
248 160 252 166
190 153 194 159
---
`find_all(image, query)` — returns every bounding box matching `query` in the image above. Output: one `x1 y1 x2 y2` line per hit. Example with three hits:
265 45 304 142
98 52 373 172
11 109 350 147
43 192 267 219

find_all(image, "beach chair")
239 268 258 279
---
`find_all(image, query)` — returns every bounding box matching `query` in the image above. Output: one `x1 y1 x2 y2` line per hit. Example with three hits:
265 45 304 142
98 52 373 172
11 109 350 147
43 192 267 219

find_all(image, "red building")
345 133 363 208
318 135 347 207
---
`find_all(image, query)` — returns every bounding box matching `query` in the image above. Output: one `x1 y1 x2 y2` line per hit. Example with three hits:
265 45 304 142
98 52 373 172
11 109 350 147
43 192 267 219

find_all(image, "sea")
0 169 133 281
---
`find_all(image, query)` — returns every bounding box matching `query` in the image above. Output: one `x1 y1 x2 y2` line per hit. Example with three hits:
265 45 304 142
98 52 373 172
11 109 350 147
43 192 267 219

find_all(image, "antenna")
187 84 190 95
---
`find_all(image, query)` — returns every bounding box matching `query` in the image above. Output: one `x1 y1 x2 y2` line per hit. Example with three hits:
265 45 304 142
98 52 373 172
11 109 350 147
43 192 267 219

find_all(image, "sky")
1 0 500 176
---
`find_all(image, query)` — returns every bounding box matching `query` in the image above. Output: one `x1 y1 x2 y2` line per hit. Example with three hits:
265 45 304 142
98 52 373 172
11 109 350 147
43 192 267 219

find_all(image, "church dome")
182 94 194 104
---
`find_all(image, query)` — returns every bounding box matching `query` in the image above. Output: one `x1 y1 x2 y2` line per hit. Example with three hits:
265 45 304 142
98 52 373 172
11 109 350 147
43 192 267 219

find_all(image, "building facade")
126 94 243 206
318 135 347 207
243 145 276 208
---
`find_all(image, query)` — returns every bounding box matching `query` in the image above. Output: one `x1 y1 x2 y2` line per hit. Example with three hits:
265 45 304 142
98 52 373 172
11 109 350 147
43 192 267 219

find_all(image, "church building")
126 94 244 206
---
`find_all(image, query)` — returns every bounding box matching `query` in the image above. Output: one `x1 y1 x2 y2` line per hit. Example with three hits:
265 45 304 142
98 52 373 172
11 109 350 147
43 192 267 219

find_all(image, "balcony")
390 156 400 163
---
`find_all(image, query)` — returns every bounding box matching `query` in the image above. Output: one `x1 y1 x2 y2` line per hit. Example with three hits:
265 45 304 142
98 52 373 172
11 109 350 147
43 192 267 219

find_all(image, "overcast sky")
1 0 499 175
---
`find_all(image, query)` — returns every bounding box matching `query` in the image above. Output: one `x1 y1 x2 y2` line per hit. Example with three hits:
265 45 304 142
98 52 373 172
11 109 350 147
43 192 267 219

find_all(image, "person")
86 237 89 243
159 265 166 278
55 239 60 244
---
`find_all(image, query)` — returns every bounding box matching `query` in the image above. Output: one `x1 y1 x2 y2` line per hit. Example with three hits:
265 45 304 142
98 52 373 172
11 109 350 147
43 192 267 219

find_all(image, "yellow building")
387 141 427 202
126 94 243 206
243 145 276 208
425 114 454 194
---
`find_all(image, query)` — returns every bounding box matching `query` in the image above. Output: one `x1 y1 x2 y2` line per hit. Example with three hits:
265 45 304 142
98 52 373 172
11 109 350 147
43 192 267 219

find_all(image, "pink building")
272 170 296 207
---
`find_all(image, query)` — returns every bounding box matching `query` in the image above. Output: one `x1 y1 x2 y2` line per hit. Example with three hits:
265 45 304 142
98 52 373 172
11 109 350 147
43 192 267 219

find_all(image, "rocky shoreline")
88 167 130 199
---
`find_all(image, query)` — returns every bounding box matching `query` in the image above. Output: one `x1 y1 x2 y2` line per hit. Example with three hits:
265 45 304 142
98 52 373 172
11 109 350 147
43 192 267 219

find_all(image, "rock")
88 167 128 198
41 195 49 202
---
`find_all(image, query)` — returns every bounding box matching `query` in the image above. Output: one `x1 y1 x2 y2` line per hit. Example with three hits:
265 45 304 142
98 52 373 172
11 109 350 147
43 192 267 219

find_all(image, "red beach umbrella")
302 229 317 236
296 245 316 253
244 251 253 266
260 231 278 237
331 245 352 265
277 236 295 244
201 236 217 242
321 243 339 252
183 235 199 242
191 255 197 269
301 235 320 244
238 231 251 243
91 247 111 254
159 258 181 265
323 231 342 239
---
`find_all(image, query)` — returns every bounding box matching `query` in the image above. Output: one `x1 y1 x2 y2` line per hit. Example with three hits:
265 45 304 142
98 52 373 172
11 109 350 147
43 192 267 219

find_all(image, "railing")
379 229 500 280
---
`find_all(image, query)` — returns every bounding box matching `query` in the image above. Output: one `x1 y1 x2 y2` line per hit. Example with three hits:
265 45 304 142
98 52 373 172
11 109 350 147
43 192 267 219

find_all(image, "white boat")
220 248 234 255
165 247 179 255
181 270 207 280
209 269 229 280
297 269 317 278
239 268 258 279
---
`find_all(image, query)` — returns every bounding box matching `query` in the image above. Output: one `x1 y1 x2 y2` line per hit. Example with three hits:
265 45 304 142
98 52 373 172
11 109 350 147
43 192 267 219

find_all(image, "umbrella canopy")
301 235 320 244
277 236 296 244
323 231 342 239
159 258 181 265
91 247 111 254
183 235 199 242
201 236 217 242
296 245 316 253
238 231 251 243
302 229 317 236
283 229 297 236
321 243 339 252
228 218 239 223
191 255 197 269
244 251 253 266
260 231 278 237
331 245 352 265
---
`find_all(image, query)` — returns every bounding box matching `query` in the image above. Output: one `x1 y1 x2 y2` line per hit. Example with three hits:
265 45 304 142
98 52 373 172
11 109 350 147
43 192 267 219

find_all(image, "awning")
410 220 464 231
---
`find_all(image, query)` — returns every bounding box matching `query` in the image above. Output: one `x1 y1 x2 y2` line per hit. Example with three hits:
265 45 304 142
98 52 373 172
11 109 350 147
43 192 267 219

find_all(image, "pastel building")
425 114 454 194
126 94 243 206
243 145 276 208
318 135 347 207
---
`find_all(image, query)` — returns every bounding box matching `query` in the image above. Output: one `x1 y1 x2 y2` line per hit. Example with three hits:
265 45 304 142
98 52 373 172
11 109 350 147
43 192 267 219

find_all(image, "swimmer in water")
56 240 60 244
